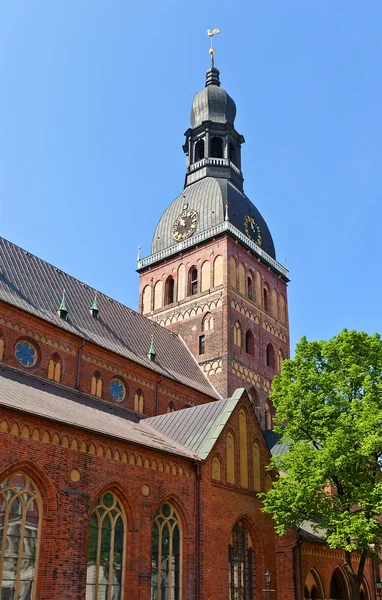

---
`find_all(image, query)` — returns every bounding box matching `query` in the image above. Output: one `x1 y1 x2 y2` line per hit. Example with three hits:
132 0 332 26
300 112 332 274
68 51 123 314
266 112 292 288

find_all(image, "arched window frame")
153 280 163 311
226 431 235 484
247 275 253 301
245 330 255 356
91 371 103 398
263 283 270 312
188 267 198 296
202 313 214 332
277 349 285 372
229 256 237 289
0 472 42 600
134 389 144 413
238 409 248 488
151 503 182 600
211 455 221 481
213 255 223 287
165 276 175 306
252 441 261 491
266 343 276 369
210 136 223 158
86 490 127 600
229 521 254 600
142 285 152 315
233 321 242 348
194 138 205 162
167 401 175 413
47 353 61 383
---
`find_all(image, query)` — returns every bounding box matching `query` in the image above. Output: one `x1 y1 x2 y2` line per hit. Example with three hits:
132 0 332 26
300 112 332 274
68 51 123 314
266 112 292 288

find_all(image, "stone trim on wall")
231 359 272 394
159 387 197 407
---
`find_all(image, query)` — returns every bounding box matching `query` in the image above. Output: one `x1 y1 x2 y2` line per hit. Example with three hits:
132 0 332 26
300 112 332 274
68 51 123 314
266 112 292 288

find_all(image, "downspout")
76 339 86 391
155 375 162 416
195 463 201 600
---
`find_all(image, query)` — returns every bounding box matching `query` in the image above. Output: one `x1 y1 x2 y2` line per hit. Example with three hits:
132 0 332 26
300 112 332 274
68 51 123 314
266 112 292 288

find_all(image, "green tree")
260 330 382 600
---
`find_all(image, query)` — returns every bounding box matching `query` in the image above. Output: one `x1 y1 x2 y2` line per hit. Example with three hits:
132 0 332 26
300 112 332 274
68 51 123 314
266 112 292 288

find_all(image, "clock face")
173 209 198 241
243 216 262 246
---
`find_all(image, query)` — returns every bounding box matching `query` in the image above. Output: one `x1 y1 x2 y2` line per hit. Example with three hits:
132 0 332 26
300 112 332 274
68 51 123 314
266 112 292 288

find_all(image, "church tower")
138 56 289 430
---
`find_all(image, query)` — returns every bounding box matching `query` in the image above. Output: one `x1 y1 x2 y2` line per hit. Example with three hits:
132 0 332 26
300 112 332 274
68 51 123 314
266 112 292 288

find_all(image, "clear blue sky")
1 1 381 353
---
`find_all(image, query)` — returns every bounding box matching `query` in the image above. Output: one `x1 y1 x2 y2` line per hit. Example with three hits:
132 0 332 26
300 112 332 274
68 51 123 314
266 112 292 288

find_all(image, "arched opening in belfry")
194 139 205 162
229 142 238 166
210 136 223 159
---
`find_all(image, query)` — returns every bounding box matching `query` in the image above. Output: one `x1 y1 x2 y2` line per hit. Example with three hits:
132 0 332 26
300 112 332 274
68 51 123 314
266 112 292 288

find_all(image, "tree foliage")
260 330 382 597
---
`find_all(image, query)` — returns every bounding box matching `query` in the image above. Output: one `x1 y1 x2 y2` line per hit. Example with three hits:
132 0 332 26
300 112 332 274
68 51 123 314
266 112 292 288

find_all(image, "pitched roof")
0 237 219 400
0 365 199 460
144 388 245 459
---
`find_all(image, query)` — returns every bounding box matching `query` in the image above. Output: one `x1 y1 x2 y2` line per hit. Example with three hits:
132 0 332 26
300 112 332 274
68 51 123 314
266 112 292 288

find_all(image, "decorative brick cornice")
199 358 222 378
151 297 223 328
159 387 196 407
231 359 273 394
0 416 194 479
82 354 154 389
263 320 287 343
231 299 260 325
0 317 76 356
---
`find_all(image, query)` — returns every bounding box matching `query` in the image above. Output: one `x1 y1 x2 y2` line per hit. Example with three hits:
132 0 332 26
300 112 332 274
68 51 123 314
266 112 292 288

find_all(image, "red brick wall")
0 302 213 416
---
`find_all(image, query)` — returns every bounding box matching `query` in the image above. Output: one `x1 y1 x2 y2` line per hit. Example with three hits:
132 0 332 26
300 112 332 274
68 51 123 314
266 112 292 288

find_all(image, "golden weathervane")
207 28 220 66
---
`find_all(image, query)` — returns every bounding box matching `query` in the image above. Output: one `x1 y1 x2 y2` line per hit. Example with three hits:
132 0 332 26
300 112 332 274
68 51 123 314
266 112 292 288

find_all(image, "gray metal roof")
151 178 276 259
144 388 245 459
190 68 236 128
0 237 220 400
0 365 198 459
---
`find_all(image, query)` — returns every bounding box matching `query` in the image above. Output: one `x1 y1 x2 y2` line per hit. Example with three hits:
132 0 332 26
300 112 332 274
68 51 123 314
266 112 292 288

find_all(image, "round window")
14 340 38 368
109 378 126 402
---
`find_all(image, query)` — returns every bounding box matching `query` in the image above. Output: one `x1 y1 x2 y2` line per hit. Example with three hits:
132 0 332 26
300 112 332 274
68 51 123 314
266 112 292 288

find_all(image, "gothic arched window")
266 343 275 369
252 442 261 491
151 503 182 600
226 432 235 484
239 409 248 488
229 522 254 600
0 472 41 600
202 313 214 332
142 285 152 314
247 275 253 300
263 285 270 312
167 401 175 413
234 321 242 348
245 330 255 356
91 371 103 398
47 353 61 383
194 138 205 162
229 142 238 166
211 136 223 158
189 267 198 296
86 491 126 600
165 276 175 305
134 390 144 413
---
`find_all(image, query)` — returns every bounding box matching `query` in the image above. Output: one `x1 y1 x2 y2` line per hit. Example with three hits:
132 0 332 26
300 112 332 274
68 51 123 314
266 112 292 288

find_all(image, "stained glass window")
109 379 126 402
86 492 125 600
14 341 38 368
229 522 254 600
0 472 41 600
151 503 181 600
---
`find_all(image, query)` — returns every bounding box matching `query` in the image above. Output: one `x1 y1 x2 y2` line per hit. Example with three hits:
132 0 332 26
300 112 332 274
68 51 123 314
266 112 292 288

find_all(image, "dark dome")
190 67 236 128
152 177 276 260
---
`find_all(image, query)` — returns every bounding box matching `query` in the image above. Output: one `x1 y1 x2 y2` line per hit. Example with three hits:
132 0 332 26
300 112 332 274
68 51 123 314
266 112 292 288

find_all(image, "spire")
206 28 221 86
225 203 229 222
90 291 99 318
147 335 157 363
58 290 68 321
